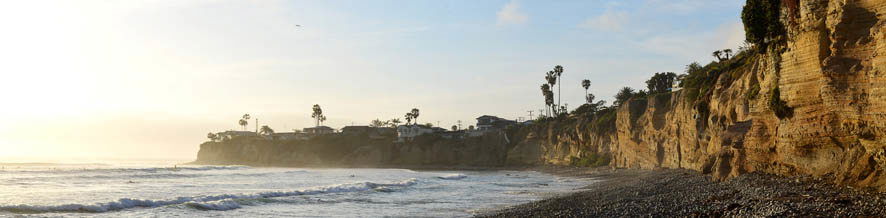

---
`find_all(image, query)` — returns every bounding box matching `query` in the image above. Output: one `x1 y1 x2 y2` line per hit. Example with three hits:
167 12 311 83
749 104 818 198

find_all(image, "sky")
0 0 746 161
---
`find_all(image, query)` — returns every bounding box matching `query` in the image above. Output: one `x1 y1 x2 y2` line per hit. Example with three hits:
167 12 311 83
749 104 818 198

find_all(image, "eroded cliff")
511 0 886 191
195 131 511 168
193 0 886 191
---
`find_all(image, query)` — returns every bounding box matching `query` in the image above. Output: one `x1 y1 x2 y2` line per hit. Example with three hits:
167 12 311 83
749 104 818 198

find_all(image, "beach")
482 167 886 217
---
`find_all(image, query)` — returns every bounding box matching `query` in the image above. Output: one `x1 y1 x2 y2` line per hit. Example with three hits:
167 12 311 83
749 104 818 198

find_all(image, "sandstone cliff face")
193 0 886 191
513 1 886 191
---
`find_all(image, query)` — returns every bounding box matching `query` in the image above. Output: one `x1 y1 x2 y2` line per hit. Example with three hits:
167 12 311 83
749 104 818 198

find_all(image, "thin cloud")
496 0 528 26
580 10 628 31
636 21 745 63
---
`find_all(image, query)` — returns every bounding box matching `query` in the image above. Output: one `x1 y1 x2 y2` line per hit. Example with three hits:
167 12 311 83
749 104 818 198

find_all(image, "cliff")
510 0 886 191
195 131 511 168
193 0 886 191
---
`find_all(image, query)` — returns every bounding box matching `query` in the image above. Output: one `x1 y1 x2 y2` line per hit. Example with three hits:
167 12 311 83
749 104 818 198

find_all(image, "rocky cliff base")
481 168 886 217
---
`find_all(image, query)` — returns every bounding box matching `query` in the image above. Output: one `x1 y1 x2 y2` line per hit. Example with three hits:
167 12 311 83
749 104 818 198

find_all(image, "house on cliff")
217 130 259 140
303 126 335 135
396 125 435 142
476 115 517 130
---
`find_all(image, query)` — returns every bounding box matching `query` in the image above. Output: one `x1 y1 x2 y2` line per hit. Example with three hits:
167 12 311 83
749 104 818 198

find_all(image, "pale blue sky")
0 0 745 159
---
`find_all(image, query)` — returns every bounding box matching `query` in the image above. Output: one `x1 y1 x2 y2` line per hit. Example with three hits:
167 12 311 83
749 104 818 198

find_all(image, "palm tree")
545 71 558 115
553 65 564 114
614 87 636 106
723 49 733 59
540 84 553 117
311 104 323 127
410 108 420 125
239 114 250 131
712 50 723 61
545 91 555 117
238 119 248 131
451 125 458 131
582 79 591 104
259 125 274 136
404 113 413 125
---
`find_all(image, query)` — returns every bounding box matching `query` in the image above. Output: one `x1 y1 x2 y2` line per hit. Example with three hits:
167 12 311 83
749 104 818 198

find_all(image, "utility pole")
457 120 462 130
255 118 259 133
527 110 533 119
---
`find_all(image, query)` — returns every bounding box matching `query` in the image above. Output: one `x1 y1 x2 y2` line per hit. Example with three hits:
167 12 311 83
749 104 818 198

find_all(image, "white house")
396 125 435 142
216 130 259 140
303 126 335 135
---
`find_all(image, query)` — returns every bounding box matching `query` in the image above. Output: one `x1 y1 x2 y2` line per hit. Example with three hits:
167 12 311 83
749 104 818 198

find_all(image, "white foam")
436 174 467 180
0 178 418 213
185 200 242 211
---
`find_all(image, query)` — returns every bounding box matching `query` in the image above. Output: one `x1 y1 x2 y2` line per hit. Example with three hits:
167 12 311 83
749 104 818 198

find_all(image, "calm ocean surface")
0 161 592 217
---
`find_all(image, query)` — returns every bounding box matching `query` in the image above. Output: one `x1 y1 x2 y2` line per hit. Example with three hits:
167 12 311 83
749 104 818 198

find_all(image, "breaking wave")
436 174 467 180
0 178 418 213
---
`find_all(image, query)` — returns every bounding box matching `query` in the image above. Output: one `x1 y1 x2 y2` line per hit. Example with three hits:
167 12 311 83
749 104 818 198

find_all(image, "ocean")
0 161 592 217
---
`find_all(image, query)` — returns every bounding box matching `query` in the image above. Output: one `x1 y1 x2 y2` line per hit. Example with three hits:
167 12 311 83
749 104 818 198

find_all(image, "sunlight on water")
0 162 593 217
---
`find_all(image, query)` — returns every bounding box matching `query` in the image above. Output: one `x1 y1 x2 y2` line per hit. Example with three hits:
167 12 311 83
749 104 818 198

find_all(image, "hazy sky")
0 0 745 160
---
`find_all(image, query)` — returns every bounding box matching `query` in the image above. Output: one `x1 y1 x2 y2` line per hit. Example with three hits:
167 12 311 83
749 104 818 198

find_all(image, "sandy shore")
480 167 886 217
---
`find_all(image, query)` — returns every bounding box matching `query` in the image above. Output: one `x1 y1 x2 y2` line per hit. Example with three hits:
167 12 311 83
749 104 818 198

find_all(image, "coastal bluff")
194 1 886 191
195 131 511 168
509 1 886 191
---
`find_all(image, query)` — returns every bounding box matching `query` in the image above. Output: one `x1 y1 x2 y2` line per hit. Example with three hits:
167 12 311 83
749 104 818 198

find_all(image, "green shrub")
590 107 617 134
747 82 760 99
742 0 784 48
646 72 678 94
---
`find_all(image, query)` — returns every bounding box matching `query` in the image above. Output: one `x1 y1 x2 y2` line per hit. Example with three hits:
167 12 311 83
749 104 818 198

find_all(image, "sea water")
0 161 591 217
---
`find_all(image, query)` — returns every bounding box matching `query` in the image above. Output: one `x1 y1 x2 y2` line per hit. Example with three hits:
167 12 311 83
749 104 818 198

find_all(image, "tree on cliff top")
410 108 420 125
259 125 275 136
553 65 564 115
389 118 402 128
545 71 558 114
370 119 387 128
742 0 783 47
582 79 591 104
311 104 325 127
614 87 636 107
238 114 250 131
540 84 554 117
645 72 677 94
